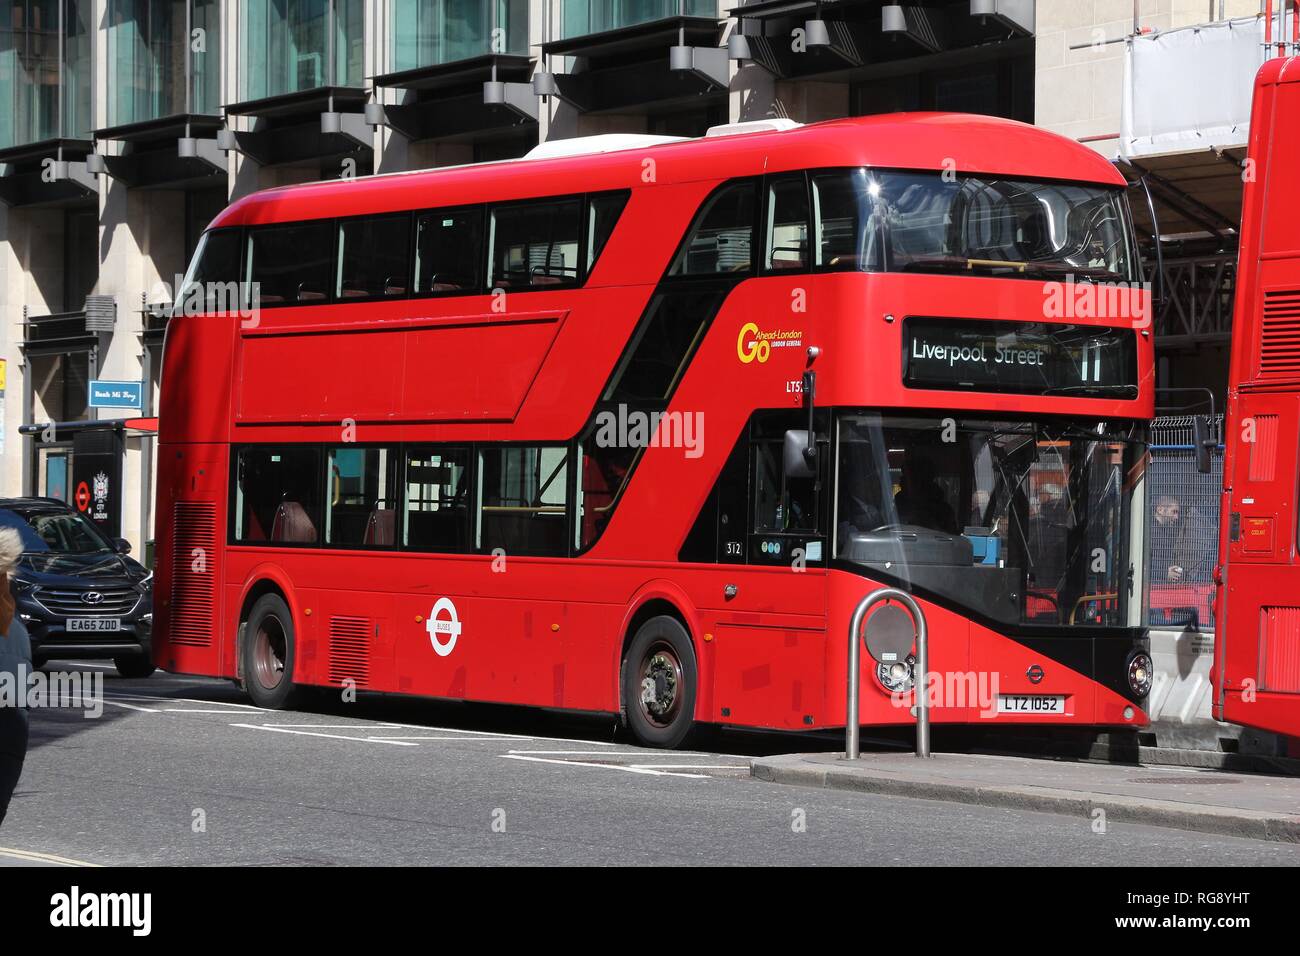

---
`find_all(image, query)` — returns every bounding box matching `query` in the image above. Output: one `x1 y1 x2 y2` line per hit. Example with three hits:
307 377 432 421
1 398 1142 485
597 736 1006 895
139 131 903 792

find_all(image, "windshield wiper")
898 255 1025 275
1020 261 1129 282
1042 384 1139 399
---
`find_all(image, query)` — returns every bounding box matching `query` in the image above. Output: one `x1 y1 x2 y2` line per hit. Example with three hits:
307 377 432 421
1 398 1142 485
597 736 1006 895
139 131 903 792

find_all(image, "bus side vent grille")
328 616 371 687
1247 413 1279 482
169 502 216 647
1260 606 1300 693
1259 290 1300 379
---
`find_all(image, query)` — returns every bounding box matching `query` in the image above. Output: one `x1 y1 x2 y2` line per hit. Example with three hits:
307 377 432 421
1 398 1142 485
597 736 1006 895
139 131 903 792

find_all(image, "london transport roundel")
425 597 462 657
75 482 91 512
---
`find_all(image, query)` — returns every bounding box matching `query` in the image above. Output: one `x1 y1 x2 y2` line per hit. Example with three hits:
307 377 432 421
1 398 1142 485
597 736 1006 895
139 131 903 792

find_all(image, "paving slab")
750 751 1300 843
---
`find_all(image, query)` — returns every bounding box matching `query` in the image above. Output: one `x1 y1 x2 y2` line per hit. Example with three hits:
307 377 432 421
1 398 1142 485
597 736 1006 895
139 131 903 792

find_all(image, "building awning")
19 418 156 439
0 138 96 208
124 418 159 435
223 87 372 167
542 16 723 60
375 54 538 143
728 0 1032 79
94 114 225 190
539 16 728 114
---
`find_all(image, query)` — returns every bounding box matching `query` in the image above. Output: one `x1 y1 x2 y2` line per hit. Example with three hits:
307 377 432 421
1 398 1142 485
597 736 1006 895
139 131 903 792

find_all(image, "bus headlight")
1127 652 1153 698
876 654 916 694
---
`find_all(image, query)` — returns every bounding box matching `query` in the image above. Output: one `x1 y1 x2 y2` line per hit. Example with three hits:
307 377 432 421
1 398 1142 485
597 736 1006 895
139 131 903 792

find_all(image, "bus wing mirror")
784 430 817 479
1193 416 1214 474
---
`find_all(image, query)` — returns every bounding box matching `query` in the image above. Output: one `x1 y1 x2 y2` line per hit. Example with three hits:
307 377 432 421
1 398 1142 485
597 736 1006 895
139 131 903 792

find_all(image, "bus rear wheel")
622 615 697 749
242 593 303 710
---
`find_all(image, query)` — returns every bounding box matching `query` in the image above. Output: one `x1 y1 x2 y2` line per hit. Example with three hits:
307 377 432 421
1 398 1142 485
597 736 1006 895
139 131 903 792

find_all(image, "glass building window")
390 0 527 72
107 1 221 127
562 0 716 39
0 1 94 149
240 0 364 102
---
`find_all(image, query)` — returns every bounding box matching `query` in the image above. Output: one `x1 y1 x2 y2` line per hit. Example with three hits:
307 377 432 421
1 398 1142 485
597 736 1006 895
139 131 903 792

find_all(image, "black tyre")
241 593 304 709
114 655 156 679
622 615 698 749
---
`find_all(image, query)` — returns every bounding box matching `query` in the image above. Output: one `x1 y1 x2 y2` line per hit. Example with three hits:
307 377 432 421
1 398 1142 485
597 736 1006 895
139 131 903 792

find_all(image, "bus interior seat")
271 501 318 543
384 277 408 295
297 283 327 301
363 508 396 546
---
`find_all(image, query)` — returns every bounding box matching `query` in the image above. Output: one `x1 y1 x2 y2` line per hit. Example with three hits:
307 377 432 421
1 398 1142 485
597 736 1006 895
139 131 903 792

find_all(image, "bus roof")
211 112 1127 229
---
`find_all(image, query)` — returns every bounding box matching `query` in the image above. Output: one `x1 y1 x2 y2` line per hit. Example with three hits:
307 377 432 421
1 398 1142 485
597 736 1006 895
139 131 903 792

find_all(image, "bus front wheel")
622 615 697 749
242 593 304 710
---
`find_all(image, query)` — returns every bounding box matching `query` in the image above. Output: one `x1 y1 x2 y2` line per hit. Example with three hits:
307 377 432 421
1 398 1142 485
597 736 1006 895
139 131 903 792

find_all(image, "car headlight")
876 654 916 694
10 576 36 595
136 572 153 593
1127 652 1153 698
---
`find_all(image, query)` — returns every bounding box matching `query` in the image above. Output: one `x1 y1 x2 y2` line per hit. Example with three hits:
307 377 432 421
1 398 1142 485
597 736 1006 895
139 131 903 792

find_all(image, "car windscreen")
0 508 114 554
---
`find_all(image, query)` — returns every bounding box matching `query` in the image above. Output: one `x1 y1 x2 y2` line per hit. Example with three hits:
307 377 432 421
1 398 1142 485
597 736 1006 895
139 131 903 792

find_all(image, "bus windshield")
813 169 1136 282
836 414 1148 629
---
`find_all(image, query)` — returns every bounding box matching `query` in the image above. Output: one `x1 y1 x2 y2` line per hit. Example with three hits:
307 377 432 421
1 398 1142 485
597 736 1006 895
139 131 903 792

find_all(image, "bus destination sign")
902 317 1138 397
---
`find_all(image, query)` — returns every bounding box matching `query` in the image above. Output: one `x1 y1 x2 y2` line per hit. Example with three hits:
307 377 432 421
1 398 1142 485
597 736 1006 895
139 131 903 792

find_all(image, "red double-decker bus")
154 113 1155 747
1215 56 1300 743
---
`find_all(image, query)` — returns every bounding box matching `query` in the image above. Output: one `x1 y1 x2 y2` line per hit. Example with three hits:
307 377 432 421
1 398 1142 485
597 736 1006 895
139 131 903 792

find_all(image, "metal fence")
1146 415 1223 631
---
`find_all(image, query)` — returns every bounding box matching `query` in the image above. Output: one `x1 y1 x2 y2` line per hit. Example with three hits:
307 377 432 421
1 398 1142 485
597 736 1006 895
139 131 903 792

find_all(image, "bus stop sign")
863 603 916 664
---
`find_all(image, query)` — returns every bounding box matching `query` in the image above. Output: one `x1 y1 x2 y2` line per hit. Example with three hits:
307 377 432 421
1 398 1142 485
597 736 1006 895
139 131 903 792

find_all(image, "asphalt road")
4 666 1299 867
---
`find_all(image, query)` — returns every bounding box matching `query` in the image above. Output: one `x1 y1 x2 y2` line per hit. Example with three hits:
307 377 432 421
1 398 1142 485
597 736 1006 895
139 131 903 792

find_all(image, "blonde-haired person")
0 526 31 827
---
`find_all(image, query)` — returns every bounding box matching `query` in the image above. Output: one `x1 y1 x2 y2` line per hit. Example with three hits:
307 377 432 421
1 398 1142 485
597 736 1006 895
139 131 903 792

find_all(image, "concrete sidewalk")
750 751 1300 843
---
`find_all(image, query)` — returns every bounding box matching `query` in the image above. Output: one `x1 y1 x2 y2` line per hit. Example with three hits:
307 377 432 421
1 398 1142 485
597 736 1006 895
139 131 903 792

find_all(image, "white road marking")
372 735 531 741
109 693 272 710
161 708 264 714
244 723 406 729
229 723 417 746
627 764 746 771
507 749 645 756
500 754 709 778
0 846 101 867
98 699 160 713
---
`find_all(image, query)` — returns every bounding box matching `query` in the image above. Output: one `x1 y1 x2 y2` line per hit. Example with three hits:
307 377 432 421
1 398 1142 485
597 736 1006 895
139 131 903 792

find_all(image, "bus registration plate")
997 695 1065 714
67 618 122 633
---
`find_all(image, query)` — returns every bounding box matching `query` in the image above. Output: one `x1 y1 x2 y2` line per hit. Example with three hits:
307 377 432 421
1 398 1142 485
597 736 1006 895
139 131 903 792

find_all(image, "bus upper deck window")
414 208 484 295
586 192 630 275
811 169 875 271
248 221 334 305
488 200 581 290
765 174 809 272
177 229 242 314
670 180 757 277
337 214 412 299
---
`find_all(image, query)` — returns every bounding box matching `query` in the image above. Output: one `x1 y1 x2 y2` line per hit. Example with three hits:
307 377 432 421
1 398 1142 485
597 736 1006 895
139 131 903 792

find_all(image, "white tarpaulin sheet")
1121 16 1270 160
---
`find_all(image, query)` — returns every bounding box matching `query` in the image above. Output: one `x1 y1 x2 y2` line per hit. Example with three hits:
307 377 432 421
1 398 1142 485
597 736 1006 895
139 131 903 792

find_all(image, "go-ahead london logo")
426 597 462 657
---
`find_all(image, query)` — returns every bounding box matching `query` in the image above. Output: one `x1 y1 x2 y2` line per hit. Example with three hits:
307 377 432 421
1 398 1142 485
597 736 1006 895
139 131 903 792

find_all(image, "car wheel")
113 655 156 679
241 593 304 710
622 615 697 749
